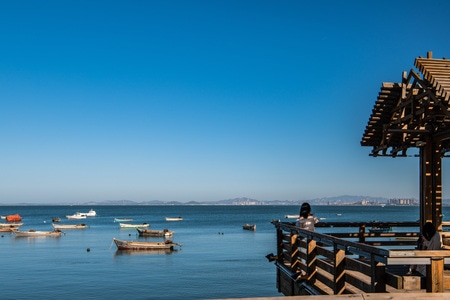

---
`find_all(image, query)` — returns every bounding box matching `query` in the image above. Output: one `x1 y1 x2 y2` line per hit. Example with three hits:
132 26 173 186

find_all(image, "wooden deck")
218 293 450 300
271 221 450 296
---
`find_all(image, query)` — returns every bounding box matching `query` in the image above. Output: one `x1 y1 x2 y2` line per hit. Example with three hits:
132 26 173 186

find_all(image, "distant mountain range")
7 195 450 206
69 195 403 206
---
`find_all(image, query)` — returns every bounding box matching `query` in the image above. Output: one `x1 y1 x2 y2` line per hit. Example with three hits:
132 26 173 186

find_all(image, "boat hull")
165 217 183 221
114 218 133 222
113 238 179 250
66 213 87 220
14 230 63 237
119 223 149 228
243 224 256 231
136 228 174 237
0 222 22 228
285 215 299 219
52 224 87 230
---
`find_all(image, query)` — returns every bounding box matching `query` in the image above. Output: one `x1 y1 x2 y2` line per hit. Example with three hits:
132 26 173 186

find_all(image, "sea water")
0 205 447 299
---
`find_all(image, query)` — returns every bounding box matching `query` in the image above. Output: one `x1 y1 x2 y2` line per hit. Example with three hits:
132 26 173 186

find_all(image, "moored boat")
52 217 61 223
52 223 87 230
66 213 87 220
6 214 22 222
165 216 183 221
119 222 149 228
369 226 392 233
243 224 256 231
112 238 181 251
0 222 22 228
114 218 133 222
136 227 174 237
14 229 64 237
0 225 19 232
285 215 299 219
80 209 96 217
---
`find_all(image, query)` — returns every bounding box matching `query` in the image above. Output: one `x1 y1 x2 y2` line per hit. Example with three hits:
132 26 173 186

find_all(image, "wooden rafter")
361 54 450 157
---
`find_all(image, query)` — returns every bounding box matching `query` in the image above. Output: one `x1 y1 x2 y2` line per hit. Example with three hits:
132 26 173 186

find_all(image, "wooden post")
276 227 283 292
419 139 442 230
371 254 386 292
306 238 317 282
291 233 300 273
334 244 345 294
359 224 366 244
427 256 444 292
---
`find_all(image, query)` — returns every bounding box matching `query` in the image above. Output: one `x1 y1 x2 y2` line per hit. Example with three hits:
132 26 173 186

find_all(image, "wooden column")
358 224 366 244
371 255 386 292
306 239 317 282
333 245 345 294
426 256 444 292
419 139 443 230
291 234 300 273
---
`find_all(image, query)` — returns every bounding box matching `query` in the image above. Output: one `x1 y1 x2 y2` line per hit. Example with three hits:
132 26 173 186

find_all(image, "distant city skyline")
1 1 450 204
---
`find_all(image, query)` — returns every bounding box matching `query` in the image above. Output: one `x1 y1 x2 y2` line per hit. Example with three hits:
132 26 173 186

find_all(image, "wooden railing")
272 220 450 296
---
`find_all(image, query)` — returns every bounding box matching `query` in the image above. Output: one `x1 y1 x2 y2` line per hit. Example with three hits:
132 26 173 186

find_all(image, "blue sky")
1 1 450 204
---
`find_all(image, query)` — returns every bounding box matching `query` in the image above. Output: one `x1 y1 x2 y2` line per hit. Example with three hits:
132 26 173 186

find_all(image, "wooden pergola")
361 51 450 230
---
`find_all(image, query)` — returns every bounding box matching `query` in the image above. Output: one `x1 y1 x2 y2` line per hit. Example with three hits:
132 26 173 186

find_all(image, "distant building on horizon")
388 198 418 206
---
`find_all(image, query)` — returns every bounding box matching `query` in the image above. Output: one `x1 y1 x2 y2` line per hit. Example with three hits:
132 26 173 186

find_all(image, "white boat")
66 213 87 220
0 222 22 228
114 218 133 222
165 217 183 221
14 229 64 237
285 215 299 219
0 223 21 232
52 223 87 230
119 222 149 228
80 209 97 217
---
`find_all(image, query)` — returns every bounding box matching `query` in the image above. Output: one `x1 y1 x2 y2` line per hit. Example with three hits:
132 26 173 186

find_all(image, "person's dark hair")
299 202 311 219
422 222 436 241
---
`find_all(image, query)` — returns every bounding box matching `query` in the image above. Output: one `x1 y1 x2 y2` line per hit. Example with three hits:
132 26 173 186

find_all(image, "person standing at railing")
296 202 319 231
293 202 319 281
408 222 443 276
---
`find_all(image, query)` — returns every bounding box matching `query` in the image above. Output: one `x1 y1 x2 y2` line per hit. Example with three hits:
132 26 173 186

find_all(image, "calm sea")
0 205 447 300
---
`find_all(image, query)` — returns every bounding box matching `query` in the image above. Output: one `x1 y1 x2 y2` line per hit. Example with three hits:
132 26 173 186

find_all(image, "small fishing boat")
52 217 61 223
114 218 133 222
0 222 22 228
165 217 183 221
0 225 19 232
14 229 64 237
6 214 22 222
369 226 392 233
243 224 256 231
80 209 96 217
112 238 181 251
136 227 174 237
66 213 87 220
52 223 87 230
285 215 299 219
119 222 149 228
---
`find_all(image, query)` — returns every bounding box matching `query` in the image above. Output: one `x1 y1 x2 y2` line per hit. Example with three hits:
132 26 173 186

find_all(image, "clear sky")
1 1 450 204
